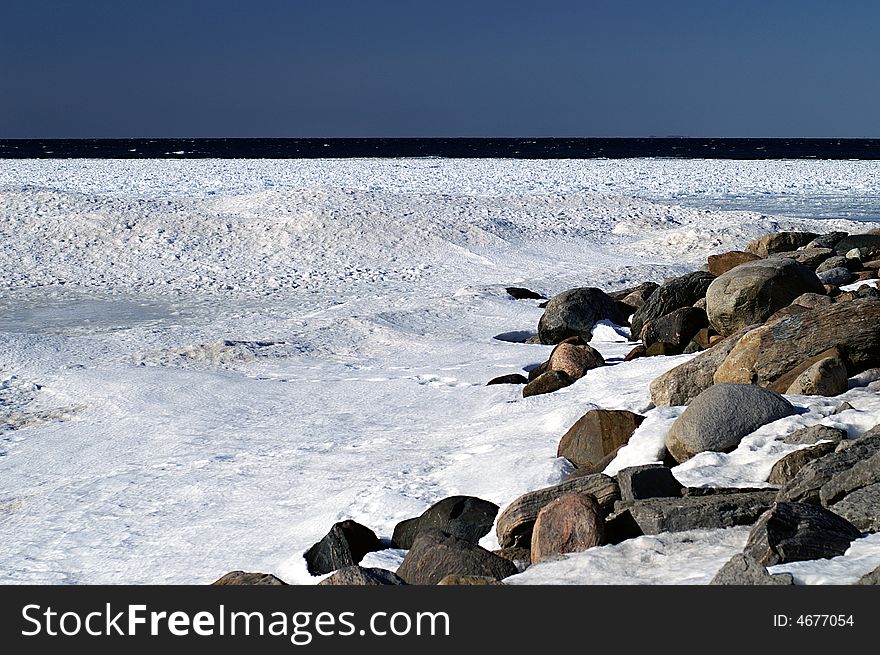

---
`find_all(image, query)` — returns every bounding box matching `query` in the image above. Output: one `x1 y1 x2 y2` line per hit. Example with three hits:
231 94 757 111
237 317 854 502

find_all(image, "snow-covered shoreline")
1 158 879 584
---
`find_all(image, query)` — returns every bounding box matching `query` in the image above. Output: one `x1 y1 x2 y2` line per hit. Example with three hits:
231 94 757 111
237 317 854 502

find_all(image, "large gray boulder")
496 474 620 548
742 502 862 566
630 272 715 339
777 427 880 504
608 490 777 536
395 529 517 585
710 554 794 585
665 383 795 463
714 299 880 389
391 496 499 549
538 287 627 344
832 483 880 532
649 325 755 406
705 258 824 337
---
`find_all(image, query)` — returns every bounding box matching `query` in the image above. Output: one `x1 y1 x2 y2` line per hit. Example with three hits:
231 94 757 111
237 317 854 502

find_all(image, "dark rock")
496 474 620 548
777 428 880 504
745 231 818 257
487 373 528 386
768 442 837 485
557 409 645 470
630 271 715 339
819 451 880 506
714 299 880 389
649 325 755 406
212 571 287 585
437 575 504 585
616 464 683 501
624 344 646 361
492 547 532 570
644 342 676 356
816 255 853 274
705 258 825 337
682 340 703 354
665 383 795 463
527 360 549 381
609 490 777 536
834 402 856 415
818 267 854 286
395 529 517 585
782 425 847 445
318 566 406 586
707 251 761 276
506 286 544 300
608 281 659 304
641 306 709 354
833 234 880 258
742 502 862 566
522 370 573 397
531 492 604 562
831 483 880 532
304 520 383 576
538 287 628 344
492 330 535 343
710 554 794 585
391 496 499 549
806 232 848 250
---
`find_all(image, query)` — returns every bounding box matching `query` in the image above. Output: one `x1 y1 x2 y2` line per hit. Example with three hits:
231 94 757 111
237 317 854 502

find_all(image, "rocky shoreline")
214 228 880 586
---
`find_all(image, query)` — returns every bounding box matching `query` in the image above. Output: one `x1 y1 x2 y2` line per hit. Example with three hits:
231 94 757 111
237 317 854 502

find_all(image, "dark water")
1 138 879 159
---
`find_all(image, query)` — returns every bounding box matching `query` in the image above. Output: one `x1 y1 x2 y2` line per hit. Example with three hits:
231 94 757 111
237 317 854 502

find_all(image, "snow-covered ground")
1 158 879 584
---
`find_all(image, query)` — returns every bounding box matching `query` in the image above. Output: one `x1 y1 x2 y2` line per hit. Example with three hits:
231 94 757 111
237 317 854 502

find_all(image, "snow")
0 158 879 585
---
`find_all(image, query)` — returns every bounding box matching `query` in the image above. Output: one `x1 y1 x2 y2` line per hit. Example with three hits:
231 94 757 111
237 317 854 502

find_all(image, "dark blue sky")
3 0 878 137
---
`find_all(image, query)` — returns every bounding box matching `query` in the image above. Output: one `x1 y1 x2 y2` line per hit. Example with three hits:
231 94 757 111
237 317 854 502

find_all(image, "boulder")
616 464 683 501
818 267 854 286
530 492 604 562
487 373 528 385
644 342 676 356
782 424 847 445
547 341 605 380
784 356 848 397
857 565 880 585
665 383 795 463
769 248 834 269
624 344 646 361
212 571 287 585
538 287 627 344
834 234 880 258
496 474 620 548
710 554 794 585
557 409 645 470
619 282 659 309
745 231 818 257
777 428 880 504
506 286 544 300
522 370 573 397
707 251 761 276
437 575 504 585
714 299 880 389
649 325 754 406
766 347 843 394
608 490 777 537
705 258 825 337
818 451 880 506
831 483 880 532
318 567 406 586
391 496 499 549
815 255 853 274
742 502 862 566
790 292 833 309
806 232 848 250
527 361 549 381
768 442 837 485
492 547 532 569
640 306 709 354
395 529 517 585
304 520 383 576
630 272 715 339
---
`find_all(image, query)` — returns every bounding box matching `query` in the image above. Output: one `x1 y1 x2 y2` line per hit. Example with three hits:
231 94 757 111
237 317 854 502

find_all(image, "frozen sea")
1 158 879 584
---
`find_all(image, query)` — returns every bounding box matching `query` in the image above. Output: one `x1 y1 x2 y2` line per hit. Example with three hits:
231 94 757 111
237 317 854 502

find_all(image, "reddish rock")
530 492 604 563
547 342 605 380
707 251 761 276
557 409 645 470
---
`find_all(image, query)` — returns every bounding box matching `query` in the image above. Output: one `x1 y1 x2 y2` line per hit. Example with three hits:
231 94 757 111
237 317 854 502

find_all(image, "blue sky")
2 0 878 137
